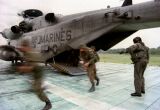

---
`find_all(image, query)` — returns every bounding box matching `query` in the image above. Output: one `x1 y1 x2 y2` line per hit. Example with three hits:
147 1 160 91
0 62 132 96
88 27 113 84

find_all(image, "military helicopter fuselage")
0 0 160 69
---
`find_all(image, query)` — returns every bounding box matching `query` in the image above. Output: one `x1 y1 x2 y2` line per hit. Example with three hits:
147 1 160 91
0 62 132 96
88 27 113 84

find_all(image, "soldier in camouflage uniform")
17 40 52 110
120 37 149 97
90 46 100 86
79 45 100 92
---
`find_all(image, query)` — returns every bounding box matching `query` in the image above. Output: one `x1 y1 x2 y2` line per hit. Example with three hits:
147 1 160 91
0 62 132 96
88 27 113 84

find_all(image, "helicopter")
0 0 160 75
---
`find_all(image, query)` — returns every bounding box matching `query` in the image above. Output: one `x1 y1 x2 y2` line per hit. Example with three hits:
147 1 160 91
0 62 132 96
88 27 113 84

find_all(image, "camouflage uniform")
18 40 52 110
92 48 100 86
126 38 149 96
80 46 99 92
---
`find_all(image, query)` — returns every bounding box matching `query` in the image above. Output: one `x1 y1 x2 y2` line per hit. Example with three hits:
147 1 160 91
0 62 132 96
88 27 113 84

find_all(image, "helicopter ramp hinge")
49 63 86 76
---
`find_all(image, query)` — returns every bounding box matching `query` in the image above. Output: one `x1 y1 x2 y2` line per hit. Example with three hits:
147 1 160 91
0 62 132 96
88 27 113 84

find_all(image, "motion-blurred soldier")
120 37 149 97
90 46 100 85
79 45 100 92
16 40 52 110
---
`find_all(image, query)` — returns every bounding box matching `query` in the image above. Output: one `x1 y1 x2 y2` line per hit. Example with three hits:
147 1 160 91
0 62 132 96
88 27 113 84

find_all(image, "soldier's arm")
126 44 138 54
119 44 138 54
88 51 97 65
119 49 127 54
79 53 84 61
95 52 100 61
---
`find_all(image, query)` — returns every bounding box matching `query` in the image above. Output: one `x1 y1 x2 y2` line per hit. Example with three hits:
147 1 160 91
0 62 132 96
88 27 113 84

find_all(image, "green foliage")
99 53 131 64
104 48 125 54
98 47 160 66
103 47 160 55
149 48 160 55
99 53 160 66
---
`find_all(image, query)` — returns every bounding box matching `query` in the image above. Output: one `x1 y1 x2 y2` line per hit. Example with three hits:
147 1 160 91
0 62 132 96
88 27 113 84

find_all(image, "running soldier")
79 45 100 92
16 40 52 110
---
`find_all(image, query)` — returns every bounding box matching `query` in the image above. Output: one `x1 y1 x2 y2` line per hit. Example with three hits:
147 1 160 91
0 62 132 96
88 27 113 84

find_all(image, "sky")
0 0 160 49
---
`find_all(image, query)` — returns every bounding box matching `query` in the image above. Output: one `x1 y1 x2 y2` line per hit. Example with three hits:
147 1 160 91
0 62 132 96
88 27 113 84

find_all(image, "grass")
99 53 160 66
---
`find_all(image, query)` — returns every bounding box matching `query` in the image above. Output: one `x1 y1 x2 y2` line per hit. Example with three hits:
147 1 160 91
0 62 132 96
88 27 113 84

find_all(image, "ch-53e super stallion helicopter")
0 0 160 75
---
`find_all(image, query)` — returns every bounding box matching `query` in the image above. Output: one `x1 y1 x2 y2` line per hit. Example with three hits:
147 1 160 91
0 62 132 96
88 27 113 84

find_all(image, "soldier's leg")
87 65 95 92
93 64 99 86
141 76 145 93
132 62 142 96
141 61 147 93
32 66 52 110
12 60 14 64
33 79 49 100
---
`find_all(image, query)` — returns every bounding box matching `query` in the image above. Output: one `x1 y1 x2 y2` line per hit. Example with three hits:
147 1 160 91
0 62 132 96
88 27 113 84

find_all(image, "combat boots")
141 90 145 94
42 100 52 110
131 93 142 97
95 77 100 86
89 83 95 92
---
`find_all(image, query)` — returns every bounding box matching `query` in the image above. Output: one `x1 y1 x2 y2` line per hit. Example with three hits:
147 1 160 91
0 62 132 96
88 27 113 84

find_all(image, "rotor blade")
122 0 132 7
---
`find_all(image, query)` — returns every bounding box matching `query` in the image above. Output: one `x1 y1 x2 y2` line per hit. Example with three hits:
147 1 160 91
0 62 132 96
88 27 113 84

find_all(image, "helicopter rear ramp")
49 63 86 76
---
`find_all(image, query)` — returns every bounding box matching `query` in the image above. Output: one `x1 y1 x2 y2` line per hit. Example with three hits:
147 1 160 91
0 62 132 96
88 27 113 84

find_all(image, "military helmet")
133 37 142 43
90 46 96 51
79 44 87 49
79 44 91 51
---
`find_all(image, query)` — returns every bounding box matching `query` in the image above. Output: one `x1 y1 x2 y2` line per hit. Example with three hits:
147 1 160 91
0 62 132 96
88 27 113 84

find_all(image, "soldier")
79 45 100 92
16 40 52 110
120 37 149 97
90 46 100 86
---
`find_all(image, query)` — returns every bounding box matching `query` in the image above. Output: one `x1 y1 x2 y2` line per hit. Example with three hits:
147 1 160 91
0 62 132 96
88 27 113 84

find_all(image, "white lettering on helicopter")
31 28 72 45
40 44 58 54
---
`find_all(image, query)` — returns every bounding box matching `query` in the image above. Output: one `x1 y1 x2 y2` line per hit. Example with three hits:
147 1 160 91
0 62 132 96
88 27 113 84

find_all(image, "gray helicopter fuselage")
3 0 160 62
